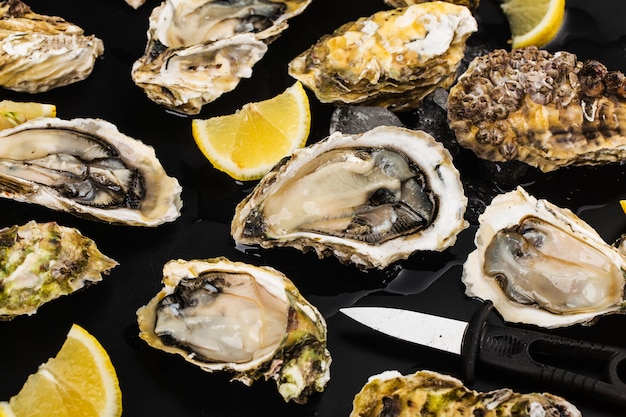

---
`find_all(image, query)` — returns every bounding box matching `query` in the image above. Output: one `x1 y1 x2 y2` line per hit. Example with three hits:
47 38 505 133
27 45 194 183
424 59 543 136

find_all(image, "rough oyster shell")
0 0 104 93
132 0 312 115
231 126 468 270
448 47 626 172
288 2 477 111
0 117 182 226
463 187 626 328
384 0 480 10
0 220 117 320
350 369 581 417
136 257 331 403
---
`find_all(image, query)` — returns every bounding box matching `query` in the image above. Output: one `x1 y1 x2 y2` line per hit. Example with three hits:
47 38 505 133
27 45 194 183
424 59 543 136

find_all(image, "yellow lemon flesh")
0 324 122 417
0 100 56 130
192 81 311 181
500 0 566 48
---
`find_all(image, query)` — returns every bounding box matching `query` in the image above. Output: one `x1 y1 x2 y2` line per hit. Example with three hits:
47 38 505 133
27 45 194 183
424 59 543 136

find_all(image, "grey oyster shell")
231 126 468 270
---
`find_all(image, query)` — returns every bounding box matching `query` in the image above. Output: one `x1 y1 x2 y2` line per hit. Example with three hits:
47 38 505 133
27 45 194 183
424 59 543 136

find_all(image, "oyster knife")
341 302 626 409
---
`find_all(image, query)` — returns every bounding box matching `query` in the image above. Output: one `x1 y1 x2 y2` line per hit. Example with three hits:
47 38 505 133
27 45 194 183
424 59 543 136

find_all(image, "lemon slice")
620 200 626 214
192 81 311 181
500 0 565 48
0 324 122 417
0 100 56 130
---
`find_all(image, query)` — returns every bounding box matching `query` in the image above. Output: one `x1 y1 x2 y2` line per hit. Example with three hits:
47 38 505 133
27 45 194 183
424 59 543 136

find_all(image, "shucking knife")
340 301 626 409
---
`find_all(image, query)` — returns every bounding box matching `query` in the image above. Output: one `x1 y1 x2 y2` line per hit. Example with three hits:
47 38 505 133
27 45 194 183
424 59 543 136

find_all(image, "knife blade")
341 301 626 409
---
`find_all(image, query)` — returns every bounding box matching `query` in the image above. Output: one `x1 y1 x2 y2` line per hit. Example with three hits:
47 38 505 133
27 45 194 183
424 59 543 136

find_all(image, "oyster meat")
448 47 626 172
132 0 312 115
288 2 477 111
463 187 626 328
0 0 104 93
0 220 117 320
0 117 182 226
350 369 581 417
136 257 331 403
231 126 468 270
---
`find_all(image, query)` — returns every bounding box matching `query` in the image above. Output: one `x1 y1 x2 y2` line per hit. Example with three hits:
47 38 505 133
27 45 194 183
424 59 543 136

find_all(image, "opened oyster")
350 370 581 417
288 2 477 111
0 0 104 93
0 117 182 226
448 47 626 172
463 187 626 328
0 220 117 320
132 0 312 114
136 257 331 403
231 126 468 270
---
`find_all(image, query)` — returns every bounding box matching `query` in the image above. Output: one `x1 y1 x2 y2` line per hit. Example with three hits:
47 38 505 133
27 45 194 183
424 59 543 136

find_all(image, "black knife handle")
461 301 626 408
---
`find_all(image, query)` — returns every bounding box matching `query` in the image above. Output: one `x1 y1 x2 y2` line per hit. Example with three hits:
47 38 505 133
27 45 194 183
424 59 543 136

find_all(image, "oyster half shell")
0 117 182 226
448 47 626 172
463 187 626 328
231 126 468 270
132 0 312 114
288 2 477 111
350 369 581 417
0 220 117 320
0 0 104 93
136 257 331 403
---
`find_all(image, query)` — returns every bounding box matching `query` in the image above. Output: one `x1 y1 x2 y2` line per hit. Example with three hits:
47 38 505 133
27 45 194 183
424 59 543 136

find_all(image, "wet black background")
1 1 626 416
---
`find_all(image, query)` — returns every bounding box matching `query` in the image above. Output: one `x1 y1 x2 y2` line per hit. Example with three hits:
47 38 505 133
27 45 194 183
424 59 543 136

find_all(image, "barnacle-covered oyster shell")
0 220 117 320
463 187 626 328
0 117 182 226
0 0 104 93
231 126 468 270
132 0 312 115
448 47 626 172
350 370 581 417
288 2 477 111
136 257 331 403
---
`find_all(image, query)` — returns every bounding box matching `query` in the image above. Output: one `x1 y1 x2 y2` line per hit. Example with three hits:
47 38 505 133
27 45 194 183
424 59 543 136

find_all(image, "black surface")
1 1 626 416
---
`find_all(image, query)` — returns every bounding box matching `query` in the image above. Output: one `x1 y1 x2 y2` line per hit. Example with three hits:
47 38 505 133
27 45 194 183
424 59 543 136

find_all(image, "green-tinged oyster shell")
0 220 118 320
136 257 331 404
350 370 581 417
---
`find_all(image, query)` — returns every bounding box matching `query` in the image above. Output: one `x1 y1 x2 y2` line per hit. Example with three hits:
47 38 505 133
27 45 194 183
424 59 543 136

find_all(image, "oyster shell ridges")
448 47 626 172
288 2 477 111
0 0 104 93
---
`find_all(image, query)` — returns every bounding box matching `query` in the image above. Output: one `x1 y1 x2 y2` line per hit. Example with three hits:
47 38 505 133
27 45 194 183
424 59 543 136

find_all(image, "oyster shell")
0 0 104 93
288 2 477 111
463 187 626 328
448 47 626 172
136 257 331 403
0 117 182 226
0 220 117 320
350 369 581 417
384 0 480 10
231 126 468 270
132 0 312 115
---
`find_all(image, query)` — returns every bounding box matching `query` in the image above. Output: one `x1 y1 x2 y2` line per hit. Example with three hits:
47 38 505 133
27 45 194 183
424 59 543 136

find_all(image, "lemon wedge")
0 324 122 417
0 100 56 130
192 81 311 181
500 0 566 48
